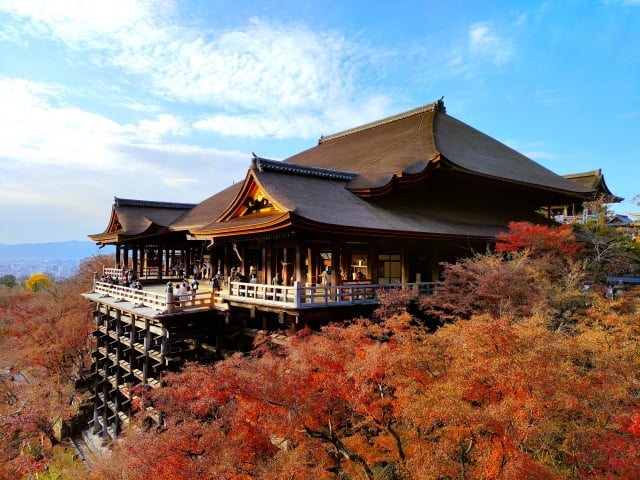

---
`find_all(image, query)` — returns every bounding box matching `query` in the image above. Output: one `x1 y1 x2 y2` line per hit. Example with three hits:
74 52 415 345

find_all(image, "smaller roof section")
563 169 623 203
88 197 197 244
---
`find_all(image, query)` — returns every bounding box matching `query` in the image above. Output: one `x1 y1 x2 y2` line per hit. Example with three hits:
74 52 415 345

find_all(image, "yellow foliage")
24 272 52 292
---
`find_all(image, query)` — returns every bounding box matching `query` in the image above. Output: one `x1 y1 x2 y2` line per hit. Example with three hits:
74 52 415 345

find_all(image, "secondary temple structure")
83 99 614 438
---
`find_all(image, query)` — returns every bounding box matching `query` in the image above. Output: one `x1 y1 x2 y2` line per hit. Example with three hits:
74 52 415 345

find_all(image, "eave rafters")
192 212 293 240
288 212 495 242
439 157 594 202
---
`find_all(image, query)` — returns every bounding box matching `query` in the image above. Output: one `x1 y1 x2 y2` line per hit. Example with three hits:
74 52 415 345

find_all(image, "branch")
304 426 374 480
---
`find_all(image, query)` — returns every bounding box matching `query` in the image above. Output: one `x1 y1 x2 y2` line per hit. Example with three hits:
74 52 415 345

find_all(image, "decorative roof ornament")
252 153 357 181
114 197 197 210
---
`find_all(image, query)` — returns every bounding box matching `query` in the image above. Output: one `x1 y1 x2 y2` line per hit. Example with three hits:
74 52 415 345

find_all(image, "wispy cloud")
0 1 387 139
534 89 572 107
468 22 514 67
439 21 515 80
0 77 248 218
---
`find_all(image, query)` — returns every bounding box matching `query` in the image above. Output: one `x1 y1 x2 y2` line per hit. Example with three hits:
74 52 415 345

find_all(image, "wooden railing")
103 267 163 280
103 268 126 280
226 281 439 309
93 278 438 312
93 281 216 312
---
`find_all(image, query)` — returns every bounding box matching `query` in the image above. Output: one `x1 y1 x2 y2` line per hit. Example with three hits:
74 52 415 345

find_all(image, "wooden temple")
83 99 604 438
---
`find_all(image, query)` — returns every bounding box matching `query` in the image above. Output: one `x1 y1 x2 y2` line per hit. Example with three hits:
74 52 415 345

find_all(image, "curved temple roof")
91 100 609 245
285 99 593 197
89 197 197 243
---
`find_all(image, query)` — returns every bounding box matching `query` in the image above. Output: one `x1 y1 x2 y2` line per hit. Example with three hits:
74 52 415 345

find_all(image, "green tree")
0 274 17 288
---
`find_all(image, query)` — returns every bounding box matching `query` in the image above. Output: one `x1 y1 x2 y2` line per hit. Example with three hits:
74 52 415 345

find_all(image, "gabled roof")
169 183 243 232
191 155 554 241
606 214 634 226
562 169 623 203
285 99 594 199
89 197 196 243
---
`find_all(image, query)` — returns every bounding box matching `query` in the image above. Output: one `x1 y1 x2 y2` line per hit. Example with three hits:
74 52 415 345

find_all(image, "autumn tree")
90 288 640 479
24 272 53 292
575 222 640 280
420 222 587 326
85 231 640 480
0 254 110 478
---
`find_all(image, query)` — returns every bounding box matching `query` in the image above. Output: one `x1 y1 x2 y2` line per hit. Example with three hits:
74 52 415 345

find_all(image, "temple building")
83 99 613 438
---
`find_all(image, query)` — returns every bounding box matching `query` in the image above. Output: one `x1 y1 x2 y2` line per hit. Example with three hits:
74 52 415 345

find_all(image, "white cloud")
0 3 387 139
194 112 324 139
0 76 250 242
0 77 126 170
129 114 190 143
468 22 514 66
0 0 174 47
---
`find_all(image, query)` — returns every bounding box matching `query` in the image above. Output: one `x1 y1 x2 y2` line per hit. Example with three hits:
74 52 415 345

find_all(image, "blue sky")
0 0 638 244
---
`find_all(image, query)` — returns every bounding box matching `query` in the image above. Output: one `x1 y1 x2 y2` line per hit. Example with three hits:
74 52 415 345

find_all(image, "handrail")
227 281 439 309
93 281 215 312
103 267 162 280
92 279 438 312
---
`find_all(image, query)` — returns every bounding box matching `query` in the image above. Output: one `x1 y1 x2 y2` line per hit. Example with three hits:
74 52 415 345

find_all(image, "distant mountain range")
0 241 113 261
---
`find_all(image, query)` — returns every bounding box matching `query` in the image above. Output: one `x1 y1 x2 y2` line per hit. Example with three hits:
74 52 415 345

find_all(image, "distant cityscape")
0 241 115 281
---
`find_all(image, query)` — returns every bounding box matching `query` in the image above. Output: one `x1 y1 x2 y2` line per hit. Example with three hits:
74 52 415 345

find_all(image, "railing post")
210 288 216 306
165 282 173 313
294 281 302 308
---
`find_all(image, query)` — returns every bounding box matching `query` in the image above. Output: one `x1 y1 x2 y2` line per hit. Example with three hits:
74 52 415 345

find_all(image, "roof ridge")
114 197 197 210
252 154 357 181
562 169 602 179
318 97 445 144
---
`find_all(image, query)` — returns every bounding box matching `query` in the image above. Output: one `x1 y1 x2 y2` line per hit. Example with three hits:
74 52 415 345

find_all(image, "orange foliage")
88 290 640 479
0 255 107 478
495 221 583 258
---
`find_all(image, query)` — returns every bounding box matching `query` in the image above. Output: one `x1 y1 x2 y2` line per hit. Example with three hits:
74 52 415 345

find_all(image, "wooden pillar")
101 374 109 438
143 319 151 383
339 243 347 284
156 245 163 281
138 247 144 278
265 244 273 285
161 327 169 359
306 246 313 285
261 246 267 284
282 248 290 285
92 309 103 433
239 243 247 277
115 244 121 268
223 243 230 277
430 244 440 282
295 242 303 283
132 246 139 273
402 241 409 283
129 315 136 389
101 306 110 438
331 244 340 286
